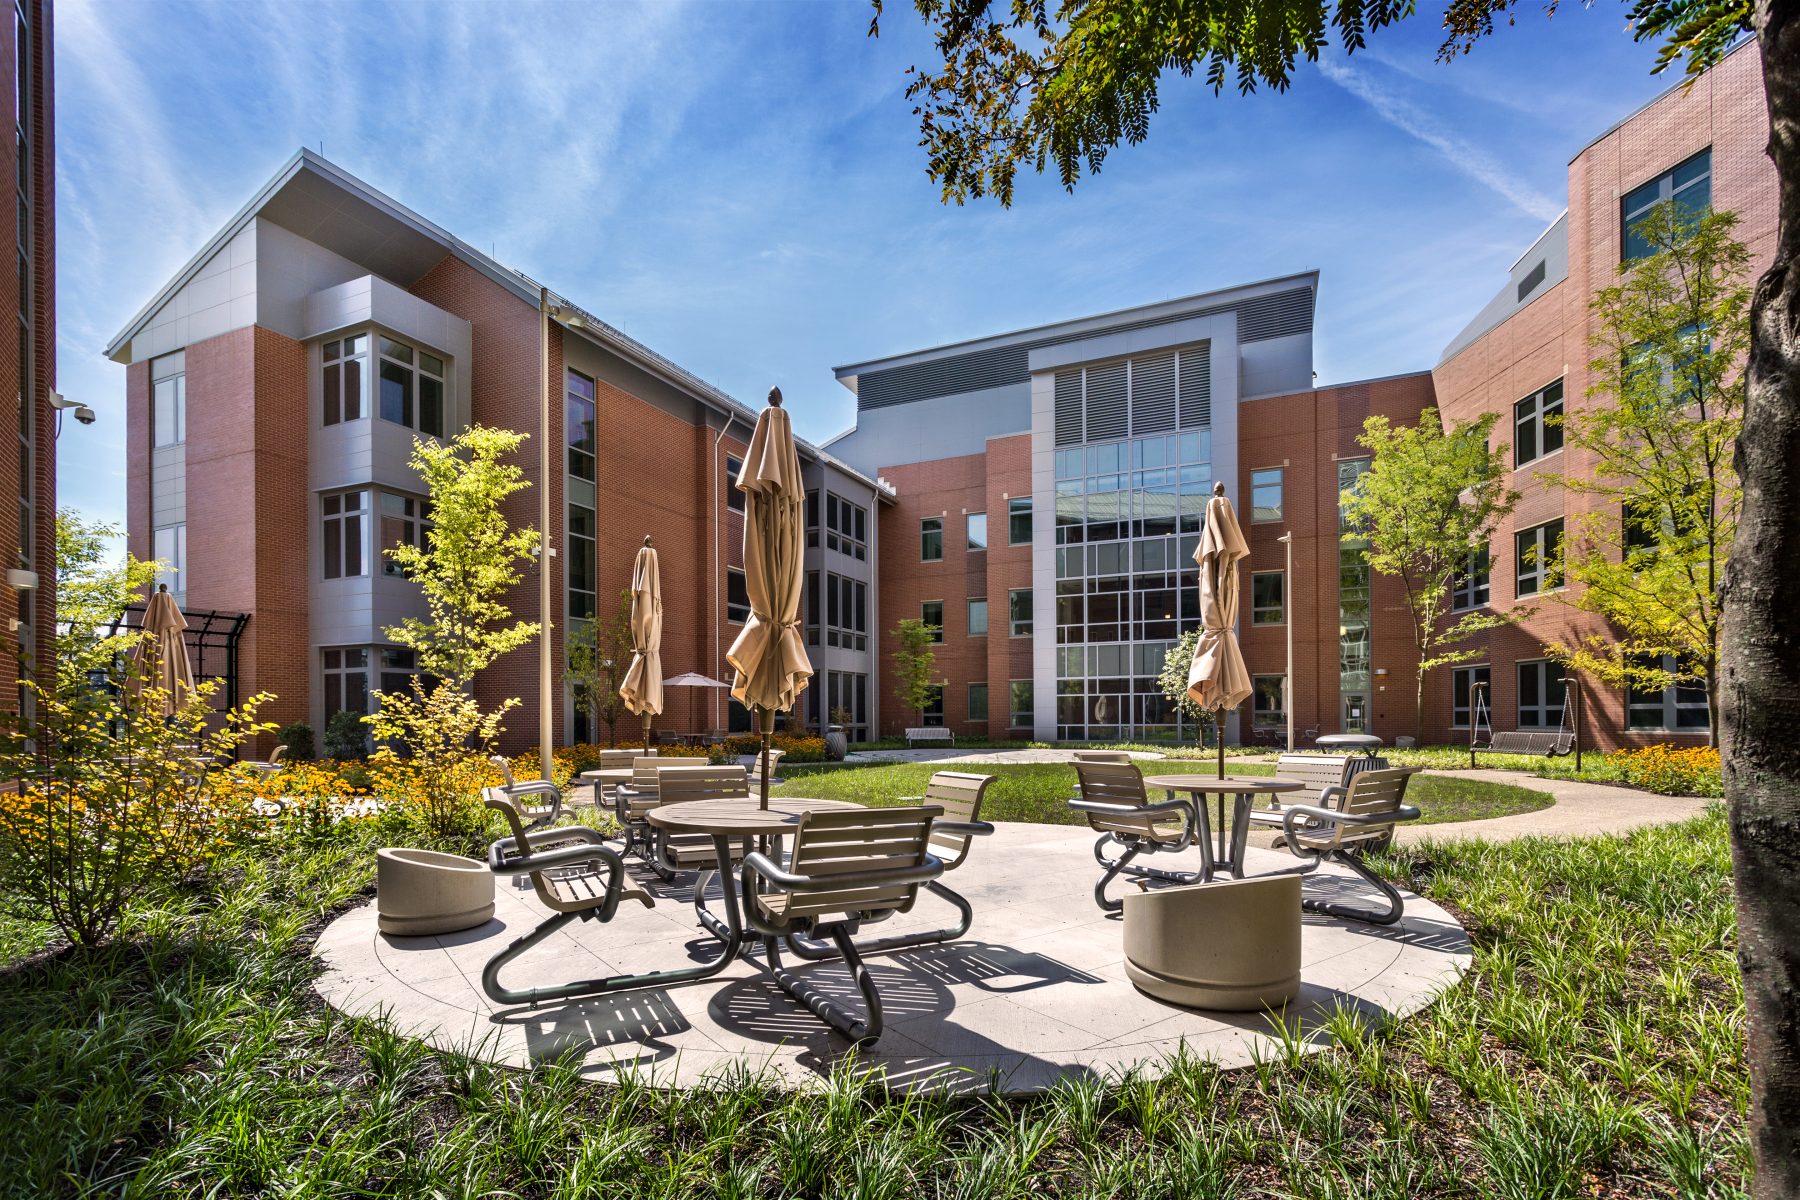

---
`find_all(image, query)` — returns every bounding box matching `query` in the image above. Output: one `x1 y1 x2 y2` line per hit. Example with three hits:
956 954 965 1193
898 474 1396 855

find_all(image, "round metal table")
1314 733 1384 758
1141 774 1304 881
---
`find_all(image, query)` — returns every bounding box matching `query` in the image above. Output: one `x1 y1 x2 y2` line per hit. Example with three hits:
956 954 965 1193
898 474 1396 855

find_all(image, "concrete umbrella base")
1121 874 1302 1011
376 848 495 937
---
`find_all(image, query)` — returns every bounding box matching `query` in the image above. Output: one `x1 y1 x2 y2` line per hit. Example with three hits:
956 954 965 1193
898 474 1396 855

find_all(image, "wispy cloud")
1316 58 1563 222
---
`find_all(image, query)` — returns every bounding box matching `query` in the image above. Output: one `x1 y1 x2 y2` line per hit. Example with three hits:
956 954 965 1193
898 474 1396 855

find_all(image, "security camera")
74 405 96 425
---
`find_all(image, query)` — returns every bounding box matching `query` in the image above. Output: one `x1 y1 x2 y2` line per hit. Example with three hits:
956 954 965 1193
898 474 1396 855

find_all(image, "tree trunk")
1415 669 1427 745
1724 11 1800 1194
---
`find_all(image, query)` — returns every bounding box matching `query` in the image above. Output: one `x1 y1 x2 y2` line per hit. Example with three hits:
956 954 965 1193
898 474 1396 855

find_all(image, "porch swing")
1469 680 1575 759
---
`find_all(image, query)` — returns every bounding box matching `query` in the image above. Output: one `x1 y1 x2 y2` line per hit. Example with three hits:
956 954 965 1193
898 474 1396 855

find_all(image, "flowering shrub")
1612 745 1722 797
708 734 829 764
0 678 274 947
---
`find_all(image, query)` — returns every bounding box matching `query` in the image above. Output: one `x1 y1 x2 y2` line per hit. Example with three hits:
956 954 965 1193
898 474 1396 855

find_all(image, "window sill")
1513 447 1564 471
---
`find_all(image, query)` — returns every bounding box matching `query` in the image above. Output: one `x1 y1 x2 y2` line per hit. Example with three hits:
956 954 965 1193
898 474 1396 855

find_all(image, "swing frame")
1467 678 1578 765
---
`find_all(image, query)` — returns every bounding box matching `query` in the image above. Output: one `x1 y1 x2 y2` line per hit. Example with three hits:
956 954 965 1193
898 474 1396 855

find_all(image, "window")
805 490 819 547
1515 519 1565 596
967 597 988 637
1009 588 1033 637
1514 379 1564 466
1623 506 1662 556
824 493 867 559
727 568 750 623
1451 549 1491 611
921 686 945 727
322 490 369 580
967 682 989 724
726 455 745 513
376 336 445 438
804 571 820 644
322 647 370 721
152 523 186 594
1009 680 1034 729
377 648 429 703
322 334 367 425
1517 661 1566 729
920 517 942 562
1251 571 1284 625
922 600 944 642
1627 654 1710 731
1009 497 1032 545
1517 259 1547 302
1250 467 1284 522
378 493 431 576
1452 665 1490 728
1623 148 1711 261
967 512 988 551
566 370 596 481
1252 675 1285 729
827 671 869 740
825 574 867 650
152 373 185 447
567 501 595 621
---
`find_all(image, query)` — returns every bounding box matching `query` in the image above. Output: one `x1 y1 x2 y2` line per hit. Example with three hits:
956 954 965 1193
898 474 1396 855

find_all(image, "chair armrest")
1069 797 1194 821
741 850 946 893
487 835 625 877
933 819 994 837
1280 803 1421 838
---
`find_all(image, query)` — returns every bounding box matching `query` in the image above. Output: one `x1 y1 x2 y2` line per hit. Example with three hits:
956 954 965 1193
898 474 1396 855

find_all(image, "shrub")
1613 745 1722 797
277 722 316 762
0 678 274 947
365 681 510 841
322 709 369 761
709 733 828 764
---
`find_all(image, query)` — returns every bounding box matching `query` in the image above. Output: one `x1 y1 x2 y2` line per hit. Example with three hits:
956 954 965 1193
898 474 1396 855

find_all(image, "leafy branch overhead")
875 0 1753 205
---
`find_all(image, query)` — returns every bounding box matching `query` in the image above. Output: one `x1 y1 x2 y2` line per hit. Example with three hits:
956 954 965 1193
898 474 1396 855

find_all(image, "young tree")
1548 204 1750 746
368 426 541 838
50 511 159 684
890 617 941 725
1339 409 1517 741
1157 628 1213 748
565 589 636 745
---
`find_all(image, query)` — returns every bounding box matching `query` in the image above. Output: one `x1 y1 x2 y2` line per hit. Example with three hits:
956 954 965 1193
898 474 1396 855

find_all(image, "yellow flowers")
1612 745 1723 798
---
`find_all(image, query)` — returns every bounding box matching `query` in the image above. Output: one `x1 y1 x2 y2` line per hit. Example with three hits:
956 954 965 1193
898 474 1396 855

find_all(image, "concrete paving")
314 823 1470 1095
1394 769 1709 845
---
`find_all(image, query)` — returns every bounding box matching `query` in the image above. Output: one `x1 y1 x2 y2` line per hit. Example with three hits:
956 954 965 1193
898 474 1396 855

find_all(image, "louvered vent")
1085 361 1128 442
1236 289 1313 341
1054 369 1084 446
1178 346 1211 429
1130 352 1176 435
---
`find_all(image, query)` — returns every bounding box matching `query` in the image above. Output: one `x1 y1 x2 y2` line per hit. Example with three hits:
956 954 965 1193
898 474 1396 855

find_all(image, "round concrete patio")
313 822 1471 1094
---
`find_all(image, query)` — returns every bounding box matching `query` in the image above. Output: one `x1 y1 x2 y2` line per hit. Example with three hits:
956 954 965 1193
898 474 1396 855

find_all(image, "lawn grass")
0 809 1742 1197
773 760 1551 827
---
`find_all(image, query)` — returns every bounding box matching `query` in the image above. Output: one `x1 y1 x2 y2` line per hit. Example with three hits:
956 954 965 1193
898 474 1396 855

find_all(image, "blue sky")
55 0 1685 530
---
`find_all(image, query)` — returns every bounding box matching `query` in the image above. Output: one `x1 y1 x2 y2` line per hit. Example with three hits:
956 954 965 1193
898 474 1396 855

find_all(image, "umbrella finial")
767 386 783 409
643 534 653 547
1212 481 1226 497
157 583 169 593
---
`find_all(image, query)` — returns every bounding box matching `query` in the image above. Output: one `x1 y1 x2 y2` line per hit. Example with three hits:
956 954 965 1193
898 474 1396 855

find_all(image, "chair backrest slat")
631 756 707 796
781 806 940 920
921 771 993 865
599 748 654 770
657 764 748 805
1075 761 1178 838
1327 767 1418 846
1072 750 1133 765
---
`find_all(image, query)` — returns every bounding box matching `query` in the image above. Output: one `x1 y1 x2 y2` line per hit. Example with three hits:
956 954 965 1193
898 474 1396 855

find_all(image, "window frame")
1514 518 1565 597
378 490 433 577
1251 570 1285 626
1009 679 1034 729
321 489 370 581
152 523 186 595
726 567 751 624
725 455 746 513
966 511 988 552
1008 588 1033 638
1008 497 1032 545
321 334 368 427
1622 148 1712 262
152 373 185 448
565 369 596 482
967 596 988 638
1626 653 1710 732
1516 660 1566 730
1249 466 1284 523
1251 674 1286 729
920 516 943 562
321 646 371 723
1451 664 1491 729
967 682 989 724
1513 379 1564 467
921 600 944 643
375 334 446 439
1451 548 1491 611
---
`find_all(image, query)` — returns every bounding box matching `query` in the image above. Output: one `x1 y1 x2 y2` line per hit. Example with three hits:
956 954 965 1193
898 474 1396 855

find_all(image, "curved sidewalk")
1396 769 1709 845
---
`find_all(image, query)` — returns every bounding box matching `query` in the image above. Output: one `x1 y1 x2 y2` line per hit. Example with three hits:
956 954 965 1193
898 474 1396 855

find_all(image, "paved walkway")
315 827 1469 1094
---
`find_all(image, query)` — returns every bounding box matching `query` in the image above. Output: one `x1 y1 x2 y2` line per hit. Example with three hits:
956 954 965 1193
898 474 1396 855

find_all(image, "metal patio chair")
488 755 566 831
741 805 945 1045
1276 766 1423 925
613 756 708 865
478 786 654 1006
786 771 994 960
1069 760 1199 912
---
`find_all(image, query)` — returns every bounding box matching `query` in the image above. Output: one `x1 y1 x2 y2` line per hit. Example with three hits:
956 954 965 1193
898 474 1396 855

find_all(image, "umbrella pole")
1216 710 1225 780
758 706 772 810
642 712 651 751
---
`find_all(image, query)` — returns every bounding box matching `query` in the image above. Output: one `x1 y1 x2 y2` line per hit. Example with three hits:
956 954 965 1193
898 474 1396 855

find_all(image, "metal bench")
904 726 955 748
1487 730 1574 756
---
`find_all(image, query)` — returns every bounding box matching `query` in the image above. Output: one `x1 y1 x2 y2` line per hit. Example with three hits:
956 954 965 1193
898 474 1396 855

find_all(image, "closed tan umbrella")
1187 483 1252 777
726 387 814 808
128 583 195 716
619 536 664 747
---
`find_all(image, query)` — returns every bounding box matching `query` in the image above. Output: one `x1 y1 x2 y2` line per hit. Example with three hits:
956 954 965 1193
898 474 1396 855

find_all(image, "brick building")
107 152 888 755
1428 37 1773 751
1 0 55 710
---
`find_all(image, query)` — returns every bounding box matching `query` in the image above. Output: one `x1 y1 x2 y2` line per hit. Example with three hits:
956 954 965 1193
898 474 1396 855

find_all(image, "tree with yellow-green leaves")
1545 203 1749 748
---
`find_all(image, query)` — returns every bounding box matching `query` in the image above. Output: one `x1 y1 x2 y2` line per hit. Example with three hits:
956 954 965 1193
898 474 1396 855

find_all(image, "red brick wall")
984 434 1035 736
1432 41 1773 750
1239 374 1438 744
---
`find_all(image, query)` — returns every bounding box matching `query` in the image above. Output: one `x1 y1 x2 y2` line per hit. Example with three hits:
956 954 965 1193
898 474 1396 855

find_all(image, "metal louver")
1084 361 1128 442
1129 352 1176 435
1054 369 1083 446
1178 345 1211 429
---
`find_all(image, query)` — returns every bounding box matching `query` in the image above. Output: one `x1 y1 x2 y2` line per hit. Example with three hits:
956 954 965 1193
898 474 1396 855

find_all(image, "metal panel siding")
1129 352 1176 435
856 285 1311 411
1178 345 1211 429
1054 368 1083 446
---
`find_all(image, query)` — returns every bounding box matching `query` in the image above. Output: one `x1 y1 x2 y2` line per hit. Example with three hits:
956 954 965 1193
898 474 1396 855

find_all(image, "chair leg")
767 923 883 1045
783 878 974 961
1299 849 1406 926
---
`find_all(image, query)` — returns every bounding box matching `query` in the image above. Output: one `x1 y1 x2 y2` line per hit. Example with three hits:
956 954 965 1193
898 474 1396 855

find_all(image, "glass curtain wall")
1337 458 1372 732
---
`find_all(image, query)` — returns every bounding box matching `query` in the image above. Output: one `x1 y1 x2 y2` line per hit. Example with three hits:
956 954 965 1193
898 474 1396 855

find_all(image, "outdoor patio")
314 821 1470 1094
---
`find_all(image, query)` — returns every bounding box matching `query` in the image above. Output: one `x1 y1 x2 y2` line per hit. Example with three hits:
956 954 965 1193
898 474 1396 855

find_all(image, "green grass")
774 760 1550 827
0 811 1744 1198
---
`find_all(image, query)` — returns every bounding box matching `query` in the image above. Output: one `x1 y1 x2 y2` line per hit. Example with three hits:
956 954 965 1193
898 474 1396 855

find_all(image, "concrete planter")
1121 874 1301 1010
376 848 495 936
825 726 849 761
